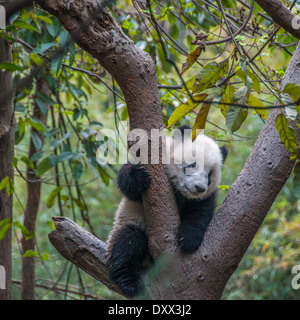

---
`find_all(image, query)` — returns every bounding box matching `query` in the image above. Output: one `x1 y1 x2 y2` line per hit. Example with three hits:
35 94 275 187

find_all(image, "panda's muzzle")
195 185 206 193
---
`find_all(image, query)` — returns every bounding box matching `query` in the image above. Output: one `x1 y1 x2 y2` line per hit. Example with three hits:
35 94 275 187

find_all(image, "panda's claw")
177 227 204 253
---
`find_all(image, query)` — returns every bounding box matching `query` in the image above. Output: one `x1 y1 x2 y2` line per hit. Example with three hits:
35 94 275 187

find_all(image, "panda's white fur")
106 132 223 256
106 197 145 255
167 133 223 200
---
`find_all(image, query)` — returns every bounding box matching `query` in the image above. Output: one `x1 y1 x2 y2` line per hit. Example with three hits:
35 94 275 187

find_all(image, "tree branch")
37 0 300 299
48 216 125 297
254 0 300 39
35 0 179 257
193 42 300 299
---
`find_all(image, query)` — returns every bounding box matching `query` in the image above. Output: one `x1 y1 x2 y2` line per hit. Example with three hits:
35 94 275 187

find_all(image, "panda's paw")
177 228 203 253
118 164 151 200
119 282 141 298
111 270 144 298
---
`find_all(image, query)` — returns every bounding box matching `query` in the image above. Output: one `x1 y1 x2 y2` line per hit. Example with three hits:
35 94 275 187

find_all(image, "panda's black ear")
220 146 228 163
177 125 192 140
178 125 191 133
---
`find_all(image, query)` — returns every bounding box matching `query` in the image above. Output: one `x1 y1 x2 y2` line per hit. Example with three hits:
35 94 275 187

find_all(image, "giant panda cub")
106 126 227 297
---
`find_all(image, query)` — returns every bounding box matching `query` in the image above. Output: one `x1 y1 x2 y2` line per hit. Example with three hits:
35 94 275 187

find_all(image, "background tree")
0 37 14 300
0 0 300 299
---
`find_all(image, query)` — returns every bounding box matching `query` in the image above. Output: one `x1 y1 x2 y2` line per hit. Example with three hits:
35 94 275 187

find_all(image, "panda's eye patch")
208 170 213 185
183 162 197 174
186 162 197 168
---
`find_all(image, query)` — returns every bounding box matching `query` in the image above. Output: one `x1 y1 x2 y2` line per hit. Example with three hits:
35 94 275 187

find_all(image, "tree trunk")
21 80 49 300
35 0 180 257
0 38 14 300
35 0 300 299
254 0 300 40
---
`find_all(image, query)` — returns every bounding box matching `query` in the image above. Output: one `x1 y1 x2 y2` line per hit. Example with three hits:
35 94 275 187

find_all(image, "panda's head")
166 126 227 200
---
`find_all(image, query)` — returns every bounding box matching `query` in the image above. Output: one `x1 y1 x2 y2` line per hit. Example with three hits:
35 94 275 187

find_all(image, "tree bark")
21 80 49 300
48 216 125 297
35 0 180 258
0 38 14 300
254 0 300 40
194 42 300 300
35 0 300 299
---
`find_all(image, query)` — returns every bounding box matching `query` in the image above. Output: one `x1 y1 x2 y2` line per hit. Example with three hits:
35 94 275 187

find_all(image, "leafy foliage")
1 0 300 300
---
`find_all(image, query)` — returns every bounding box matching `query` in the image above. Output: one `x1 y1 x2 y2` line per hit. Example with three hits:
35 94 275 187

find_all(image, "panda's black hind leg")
117 164 151 201
107 224 149 297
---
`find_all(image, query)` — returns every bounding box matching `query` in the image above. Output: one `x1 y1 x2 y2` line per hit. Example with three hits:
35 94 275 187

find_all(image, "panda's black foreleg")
107 224 149 297
177 195 215 253
177 218 208 253
117 164 151 201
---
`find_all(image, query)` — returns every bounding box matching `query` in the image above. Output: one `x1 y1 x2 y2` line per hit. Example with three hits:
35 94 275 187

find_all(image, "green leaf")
37 92 55 106
73 198 87 211
36 157 54 176
191 97 212 140
282 83 300 102
23 250 39 258
181 46 202 76
31 131 43 151
0 176 14 195
51 131 72 148
37 15 53 24
170 24 179 40
48 220 56 230
275 113 298 154
234 86 249 104
236 68 260 93
248 72 260 93
35 98 48 115
0 218 10 229
32 42 56 55
20 156 34 170
281 94 297 120
40 253 49 261
72 161 83 181
167 93 208 128
248 94 268 120
97 166 110 186
185 59 229 94
219 84 235 117
0 219 11 241
46 17 61 38
60 29 71 50
0 176 10 191
55 151 73 164
69 41 75 66
18 118 26 136
0 34 16 42
46 187 63 208
51 55 64 74
26 118 46 132
0 62 24 72
12 20 38 32
226 106 248 133
13 221 33 240
29 53 44 67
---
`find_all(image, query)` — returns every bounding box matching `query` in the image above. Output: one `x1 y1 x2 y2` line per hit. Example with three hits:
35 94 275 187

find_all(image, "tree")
21 79 49 300
1 0 300 299
0 37 14 300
